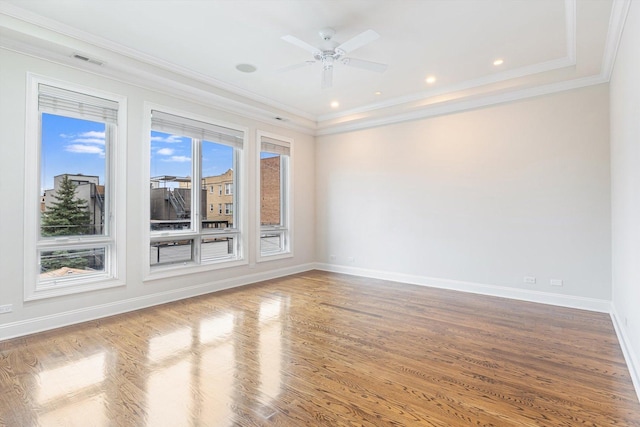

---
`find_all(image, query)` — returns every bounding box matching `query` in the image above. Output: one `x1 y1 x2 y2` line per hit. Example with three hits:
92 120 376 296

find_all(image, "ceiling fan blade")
321 67 333 89
341 57 388 73
281 35 322 56
335 29 379 54
277 60 316 73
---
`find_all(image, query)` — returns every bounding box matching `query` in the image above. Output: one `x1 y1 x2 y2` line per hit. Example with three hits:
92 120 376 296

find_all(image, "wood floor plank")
0 270 638 426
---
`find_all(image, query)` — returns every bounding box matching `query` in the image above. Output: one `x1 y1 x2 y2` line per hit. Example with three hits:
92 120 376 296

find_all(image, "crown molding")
0 13 317 135
1 0 629 137
316 0 578 124
316 74 608 136
602 0 632 81
0 1 316 123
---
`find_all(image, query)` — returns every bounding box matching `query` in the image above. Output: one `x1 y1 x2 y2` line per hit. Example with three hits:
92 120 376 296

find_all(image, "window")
224 183 232 195
257 132 292 259
24 77 127 299
149 109 244 270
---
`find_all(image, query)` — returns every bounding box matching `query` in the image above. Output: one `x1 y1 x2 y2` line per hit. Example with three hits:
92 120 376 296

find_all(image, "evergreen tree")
41 176 91 272
41 175 91 236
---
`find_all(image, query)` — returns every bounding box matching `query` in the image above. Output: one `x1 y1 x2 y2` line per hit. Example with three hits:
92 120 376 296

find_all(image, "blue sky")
41 113 234 192
150 131 233 181
41 113 106 192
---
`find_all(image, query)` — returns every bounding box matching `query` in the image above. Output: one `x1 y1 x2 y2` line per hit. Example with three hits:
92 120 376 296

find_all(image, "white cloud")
60 131 106 146
72 138 105 145
157 148 174 155
162 155 191 163
65 144 105 155
151 134 184 143
79 131 105 139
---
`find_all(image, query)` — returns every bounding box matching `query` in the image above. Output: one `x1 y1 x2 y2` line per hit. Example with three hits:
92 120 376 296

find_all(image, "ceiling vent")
72 53 104 66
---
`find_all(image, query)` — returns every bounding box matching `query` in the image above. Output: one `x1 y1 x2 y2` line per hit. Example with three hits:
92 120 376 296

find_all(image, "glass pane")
201 236 235 262
150 131 193 231
150 239 194 266
40 113 107 237
260 152 281 226
201 141 234 229
40 247 106 278
260 232 285 254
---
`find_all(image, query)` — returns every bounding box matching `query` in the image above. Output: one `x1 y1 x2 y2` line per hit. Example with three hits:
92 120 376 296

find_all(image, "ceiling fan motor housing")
318 28 335 41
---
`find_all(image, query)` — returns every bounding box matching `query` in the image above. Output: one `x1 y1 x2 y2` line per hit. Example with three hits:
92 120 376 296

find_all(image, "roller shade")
39 84 119 124
151 110 243 148
260 136 290 156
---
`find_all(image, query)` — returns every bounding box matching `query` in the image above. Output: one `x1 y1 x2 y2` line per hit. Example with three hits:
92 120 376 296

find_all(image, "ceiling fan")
281 28 388 89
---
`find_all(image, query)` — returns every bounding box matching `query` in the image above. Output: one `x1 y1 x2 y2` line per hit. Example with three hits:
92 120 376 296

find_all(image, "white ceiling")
0 0 625 134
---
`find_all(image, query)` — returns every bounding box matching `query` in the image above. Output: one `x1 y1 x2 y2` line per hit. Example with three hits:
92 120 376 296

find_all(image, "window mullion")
193 138 202 234
148 109 244 271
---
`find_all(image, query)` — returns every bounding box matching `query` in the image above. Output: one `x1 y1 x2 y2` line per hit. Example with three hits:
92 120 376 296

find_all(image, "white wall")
610 0 640 395
0 48 315 339
316 85 611 304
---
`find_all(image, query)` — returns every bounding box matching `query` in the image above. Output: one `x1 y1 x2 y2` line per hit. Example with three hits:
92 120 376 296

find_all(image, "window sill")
145 258 248 282
25 276 125 301
257 251 293 264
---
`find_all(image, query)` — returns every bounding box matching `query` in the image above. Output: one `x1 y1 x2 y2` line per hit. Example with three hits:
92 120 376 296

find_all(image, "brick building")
260 156 281 226
202 169 234 225
149 161 279 230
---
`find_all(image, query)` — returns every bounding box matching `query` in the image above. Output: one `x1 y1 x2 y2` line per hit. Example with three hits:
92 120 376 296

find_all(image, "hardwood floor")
1 270 638 426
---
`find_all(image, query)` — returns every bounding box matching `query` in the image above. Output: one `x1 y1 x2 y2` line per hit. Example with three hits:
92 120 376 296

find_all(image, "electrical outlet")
347 257 355 263
329 255 337 261
550 279 563 287
524 276 536 284
0 304 13 314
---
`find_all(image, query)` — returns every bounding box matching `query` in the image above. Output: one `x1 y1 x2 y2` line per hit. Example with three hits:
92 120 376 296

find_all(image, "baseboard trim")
0 263 316 341
610 308 640 404
314 263 612 313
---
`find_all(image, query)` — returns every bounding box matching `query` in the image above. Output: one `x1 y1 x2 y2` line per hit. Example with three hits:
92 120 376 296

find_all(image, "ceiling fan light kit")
281 27 388 89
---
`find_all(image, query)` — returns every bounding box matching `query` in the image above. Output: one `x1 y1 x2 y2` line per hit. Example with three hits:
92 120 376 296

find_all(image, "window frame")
23 74 127 300
256 131 293 262
143 104 248 279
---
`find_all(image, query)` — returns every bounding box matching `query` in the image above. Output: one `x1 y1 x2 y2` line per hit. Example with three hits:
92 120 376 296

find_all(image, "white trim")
602 0 633 81
610 307 640 404
317 57 577 124
0 0 615 139
565 0 577 63
143 102 250 280
0 2 316 123
317 0 577 123
256 130 294 263
0 263 316 342
315 263 637 400
23 73 127 301
315 263 612 313
316 74 608 136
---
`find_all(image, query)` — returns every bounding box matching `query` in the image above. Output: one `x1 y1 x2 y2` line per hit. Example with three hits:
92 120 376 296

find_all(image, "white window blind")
38 84 119 124
261 136 290 156
151 110 243 148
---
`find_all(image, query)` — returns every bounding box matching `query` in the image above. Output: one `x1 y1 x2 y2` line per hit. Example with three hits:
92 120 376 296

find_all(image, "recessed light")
330 101 340 108
236 63 257 73
425 76 436 84
374 91 382 96
493 59 504 66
